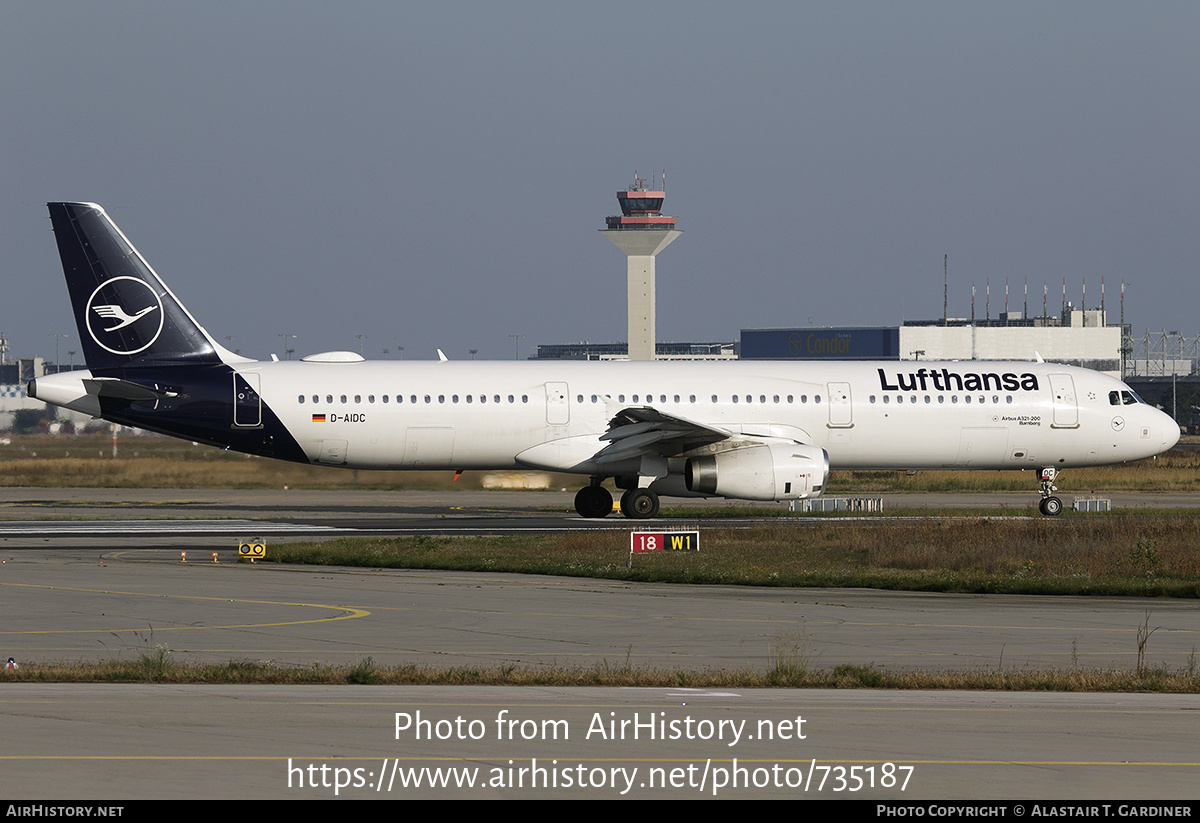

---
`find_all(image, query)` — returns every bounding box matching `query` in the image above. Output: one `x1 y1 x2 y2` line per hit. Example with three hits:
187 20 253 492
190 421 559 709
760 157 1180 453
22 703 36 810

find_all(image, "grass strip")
261 516 1200 597
5 655 1199 692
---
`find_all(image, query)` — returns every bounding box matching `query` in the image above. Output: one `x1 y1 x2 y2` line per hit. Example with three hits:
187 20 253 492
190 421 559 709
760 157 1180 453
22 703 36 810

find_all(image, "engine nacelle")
685 443 829 501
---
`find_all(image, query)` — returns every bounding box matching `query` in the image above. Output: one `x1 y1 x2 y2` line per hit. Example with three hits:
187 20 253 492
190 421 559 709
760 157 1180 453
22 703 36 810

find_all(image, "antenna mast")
943 254 948 326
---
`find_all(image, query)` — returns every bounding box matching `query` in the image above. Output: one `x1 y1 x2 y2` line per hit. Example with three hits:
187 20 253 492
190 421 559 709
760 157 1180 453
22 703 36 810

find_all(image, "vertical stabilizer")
47 202 226 370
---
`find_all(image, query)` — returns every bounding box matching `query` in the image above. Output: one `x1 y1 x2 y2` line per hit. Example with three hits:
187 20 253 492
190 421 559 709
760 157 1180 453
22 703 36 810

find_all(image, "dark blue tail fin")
47 202 224 370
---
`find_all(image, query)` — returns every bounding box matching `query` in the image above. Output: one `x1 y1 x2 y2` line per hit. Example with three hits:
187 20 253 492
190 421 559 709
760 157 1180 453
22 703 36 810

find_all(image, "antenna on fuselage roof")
1034 351 1045 363
437 349 449 362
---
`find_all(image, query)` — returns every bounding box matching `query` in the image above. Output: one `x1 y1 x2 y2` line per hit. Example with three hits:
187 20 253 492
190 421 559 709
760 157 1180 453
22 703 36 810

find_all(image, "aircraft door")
545 382 570 426
827 382 853 428
1048 374 1079 429
233 373 261 428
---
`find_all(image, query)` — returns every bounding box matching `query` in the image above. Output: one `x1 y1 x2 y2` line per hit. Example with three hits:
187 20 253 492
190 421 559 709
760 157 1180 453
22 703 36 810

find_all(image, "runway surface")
1 487 1198 799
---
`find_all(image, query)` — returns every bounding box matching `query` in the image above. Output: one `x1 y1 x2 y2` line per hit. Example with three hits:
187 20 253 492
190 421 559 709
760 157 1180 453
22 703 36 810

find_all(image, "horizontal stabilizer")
83 377 177 401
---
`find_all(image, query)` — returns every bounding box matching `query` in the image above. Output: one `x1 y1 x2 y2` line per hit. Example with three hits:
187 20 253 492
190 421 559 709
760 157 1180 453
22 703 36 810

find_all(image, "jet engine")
685 442 829 501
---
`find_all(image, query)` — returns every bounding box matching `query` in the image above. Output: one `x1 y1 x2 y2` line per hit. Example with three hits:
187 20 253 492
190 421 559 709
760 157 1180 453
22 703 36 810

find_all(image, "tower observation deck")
601 174 682 361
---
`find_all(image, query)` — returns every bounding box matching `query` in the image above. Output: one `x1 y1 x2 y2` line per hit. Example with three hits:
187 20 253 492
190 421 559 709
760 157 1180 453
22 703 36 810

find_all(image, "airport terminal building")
741 309 1122 376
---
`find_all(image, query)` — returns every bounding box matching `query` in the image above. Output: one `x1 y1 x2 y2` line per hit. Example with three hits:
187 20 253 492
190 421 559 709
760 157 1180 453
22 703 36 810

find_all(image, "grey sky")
2 1 1196 363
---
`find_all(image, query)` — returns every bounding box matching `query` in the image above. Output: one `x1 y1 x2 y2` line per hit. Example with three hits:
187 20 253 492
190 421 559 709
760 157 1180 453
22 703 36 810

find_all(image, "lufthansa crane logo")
85 276 165 355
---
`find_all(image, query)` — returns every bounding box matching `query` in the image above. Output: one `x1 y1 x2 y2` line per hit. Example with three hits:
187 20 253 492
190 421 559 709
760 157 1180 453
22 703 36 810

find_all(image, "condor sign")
741 327 900 360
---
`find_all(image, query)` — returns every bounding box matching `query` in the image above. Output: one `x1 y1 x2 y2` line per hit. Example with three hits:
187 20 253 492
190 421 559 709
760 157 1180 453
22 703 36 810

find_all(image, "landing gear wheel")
1037 467 1063 517
620 488 660 519
1040 496 1063 516
574 486 613 518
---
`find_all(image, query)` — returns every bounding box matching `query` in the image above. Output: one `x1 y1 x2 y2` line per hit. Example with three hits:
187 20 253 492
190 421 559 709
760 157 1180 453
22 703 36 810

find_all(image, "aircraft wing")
592 407 732 466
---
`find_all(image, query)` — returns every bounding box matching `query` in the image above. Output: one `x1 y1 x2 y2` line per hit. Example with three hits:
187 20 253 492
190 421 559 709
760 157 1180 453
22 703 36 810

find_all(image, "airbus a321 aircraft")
29 202 1180 518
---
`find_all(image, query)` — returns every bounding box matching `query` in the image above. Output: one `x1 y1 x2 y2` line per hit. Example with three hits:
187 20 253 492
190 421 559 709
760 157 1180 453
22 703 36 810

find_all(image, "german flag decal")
311 414 326 423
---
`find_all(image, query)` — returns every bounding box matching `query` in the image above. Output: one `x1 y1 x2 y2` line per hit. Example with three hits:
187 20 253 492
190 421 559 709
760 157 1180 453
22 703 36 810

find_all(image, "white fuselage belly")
248 360 1175 473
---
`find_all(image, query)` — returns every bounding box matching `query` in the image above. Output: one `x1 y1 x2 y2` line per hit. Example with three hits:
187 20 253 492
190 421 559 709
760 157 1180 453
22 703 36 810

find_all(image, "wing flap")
592 407 732 465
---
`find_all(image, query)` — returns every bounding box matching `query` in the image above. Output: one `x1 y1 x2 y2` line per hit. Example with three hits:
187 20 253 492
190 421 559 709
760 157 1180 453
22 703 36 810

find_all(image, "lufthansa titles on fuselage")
877 368 1040 393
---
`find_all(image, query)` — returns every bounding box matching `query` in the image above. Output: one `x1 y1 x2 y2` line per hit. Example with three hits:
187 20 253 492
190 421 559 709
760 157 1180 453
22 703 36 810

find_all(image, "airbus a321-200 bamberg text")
30 203 1179 518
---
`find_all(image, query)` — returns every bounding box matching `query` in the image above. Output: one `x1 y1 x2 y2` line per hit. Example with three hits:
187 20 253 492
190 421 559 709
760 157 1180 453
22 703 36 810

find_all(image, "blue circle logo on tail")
85 276 165 355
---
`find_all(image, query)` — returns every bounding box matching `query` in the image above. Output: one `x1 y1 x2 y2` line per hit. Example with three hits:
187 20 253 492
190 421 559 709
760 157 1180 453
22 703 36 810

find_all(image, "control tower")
601 174 682 361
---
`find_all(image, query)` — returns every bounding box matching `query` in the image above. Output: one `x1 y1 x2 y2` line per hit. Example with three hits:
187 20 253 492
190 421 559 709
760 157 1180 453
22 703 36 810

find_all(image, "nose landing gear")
1038 467 1063 516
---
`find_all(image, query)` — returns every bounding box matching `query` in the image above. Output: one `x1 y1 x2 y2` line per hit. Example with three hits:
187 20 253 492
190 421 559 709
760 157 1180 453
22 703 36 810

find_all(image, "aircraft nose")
1161 410 1181 450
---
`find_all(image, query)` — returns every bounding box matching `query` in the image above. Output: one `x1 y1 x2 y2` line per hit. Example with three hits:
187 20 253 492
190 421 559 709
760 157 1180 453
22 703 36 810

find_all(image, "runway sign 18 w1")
630 531 700 553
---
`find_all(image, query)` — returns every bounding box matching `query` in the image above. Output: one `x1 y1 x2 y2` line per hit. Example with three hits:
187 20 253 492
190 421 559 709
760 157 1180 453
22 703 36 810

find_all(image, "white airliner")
29 202 1180 518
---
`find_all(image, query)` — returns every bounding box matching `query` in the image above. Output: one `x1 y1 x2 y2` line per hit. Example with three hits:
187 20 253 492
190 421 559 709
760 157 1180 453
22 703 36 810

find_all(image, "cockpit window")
1111 389 1143 406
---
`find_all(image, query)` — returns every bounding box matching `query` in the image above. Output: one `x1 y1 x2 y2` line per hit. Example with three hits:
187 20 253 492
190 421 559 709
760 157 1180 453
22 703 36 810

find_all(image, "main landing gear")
573 481 660 519
573 483 613 518
619 488 660 519
1038 467 1063 516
